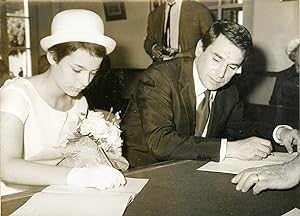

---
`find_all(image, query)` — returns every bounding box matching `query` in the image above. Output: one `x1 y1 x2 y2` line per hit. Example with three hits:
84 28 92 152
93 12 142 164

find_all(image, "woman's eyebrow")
72 64 98 72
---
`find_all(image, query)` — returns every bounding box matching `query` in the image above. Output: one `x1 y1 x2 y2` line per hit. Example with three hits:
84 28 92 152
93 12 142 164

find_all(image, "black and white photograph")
0 0 299 215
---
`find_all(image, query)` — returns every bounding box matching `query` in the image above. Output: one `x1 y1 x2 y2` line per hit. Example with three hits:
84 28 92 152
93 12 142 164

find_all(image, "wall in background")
251 0 298 72
101 1 152 69
243 0 298 105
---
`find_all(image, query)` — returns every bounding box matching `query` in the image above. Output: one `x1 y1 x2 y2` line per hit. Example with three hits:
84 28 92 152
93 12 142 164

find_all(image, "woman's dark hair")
82 56 125 114
202 20 252 53
48 42 106 63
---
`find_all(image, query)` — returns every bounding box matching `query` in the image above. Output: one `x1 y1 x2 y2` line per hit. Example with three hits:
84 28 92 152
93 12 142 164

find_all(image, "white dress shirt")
193 61 227 161
164 0 182 50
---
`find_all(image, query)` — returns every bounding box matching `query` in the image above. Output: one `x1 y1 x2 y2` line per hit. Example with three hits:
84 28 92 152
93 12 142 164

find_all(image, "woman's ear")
195 40 204 57
46 52 56 65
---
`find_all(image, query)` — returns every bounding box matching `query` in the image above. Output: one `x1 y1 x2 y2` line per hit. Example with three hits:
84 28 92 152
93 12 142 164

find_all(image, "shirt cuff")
152 44 157 51
219 138 227 161
272 125 293 145
151 44 158 58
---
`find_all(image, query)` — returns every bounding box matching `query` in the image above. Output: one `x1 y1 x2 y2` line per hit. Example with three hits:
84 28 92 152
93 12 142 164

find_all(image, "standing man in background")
144 0 213 61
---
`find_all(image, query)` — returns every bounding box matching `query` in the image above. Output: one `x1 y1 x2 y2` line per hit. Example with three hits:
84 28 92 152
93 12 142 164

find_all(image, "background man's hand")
226 137 272 160
151 44 164 59
152 45 179 60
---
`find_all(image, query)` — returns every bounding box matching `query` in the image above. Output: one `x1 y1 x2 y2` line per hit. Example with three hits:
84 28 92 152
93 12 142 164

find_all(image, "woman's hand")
67 165 126 190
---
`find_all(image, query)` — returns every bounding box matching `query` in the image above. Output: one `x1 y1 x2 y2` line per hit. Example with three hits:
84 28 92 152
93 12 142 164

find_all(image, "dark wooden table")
2 160 300 216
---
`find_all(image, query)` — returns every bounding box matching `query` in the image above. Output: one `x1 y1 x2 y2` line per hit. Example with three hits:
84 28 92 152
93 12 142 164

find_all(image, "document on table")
197 152 298 174
10 177 149 216
282 208 300 216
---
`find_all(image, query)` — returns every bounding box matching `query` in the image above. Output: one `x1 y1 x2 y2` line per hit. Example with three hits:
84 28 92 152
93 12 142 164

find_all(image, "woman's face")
52 48 103 97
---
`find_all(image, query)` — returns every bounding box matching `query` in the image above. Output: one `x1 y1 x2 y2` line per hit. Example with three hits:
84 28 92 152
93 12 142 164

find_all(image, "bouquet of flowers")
58 110 129 171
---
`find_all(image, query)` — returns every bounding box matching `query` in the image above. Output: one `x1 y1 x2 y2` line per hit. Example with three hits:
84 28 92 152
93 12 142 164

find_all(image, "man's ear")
46 52 56 65
195 40 203 57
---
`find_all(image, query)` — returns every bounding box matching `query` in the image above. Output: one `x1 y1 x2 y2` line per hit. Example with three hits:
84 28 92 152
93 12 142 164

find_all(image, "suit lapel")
158 3 167 44
178 2 185 50
178 60 196 134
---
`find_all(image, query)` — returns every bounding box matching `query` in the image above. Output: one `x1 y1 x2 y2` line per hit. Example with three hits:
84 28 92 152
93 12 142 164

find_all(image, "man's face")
195 34 245 91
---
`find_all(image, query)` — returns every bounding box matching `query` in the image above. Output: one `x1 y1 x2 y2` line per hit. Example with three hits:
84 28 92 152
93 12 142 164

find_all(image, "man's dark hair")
202 20 252 53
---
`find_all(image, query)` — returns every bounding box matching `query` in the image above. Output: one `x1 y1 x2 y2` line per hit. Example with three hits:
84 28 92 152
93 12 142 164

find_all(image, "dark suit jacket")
269 64 299 108
121 57 274 168
144 1 213 60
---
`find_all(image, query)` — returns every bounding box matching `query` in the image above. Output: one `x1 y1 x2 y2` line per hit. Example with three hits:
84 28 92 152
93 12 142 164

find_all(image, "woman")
0 9 125 195
269 37 299 108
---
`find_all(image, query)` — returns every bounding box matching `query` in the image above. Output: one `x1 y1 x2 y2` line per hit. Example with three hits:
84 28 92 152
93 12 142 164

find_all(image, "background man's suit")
144 1 213 60
121 57 274 168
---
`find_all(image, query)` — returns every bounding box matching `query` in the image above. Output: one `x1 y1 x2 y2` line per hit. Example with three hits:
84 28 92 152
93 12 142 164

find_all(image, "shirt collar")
166 0 182 7
193 60 217 101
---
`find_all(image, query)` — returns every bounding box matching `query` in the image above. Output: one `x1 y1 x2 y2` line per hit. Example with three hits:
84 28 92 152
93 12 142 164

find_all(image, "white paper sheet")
282 208 300 216
10 177 149 216
197 152 298 174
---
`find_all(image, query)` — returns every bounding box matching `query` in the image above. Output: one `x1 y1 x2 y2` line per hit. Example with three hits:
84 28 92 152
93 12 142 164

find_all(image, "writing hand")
67 165 126 190
226 137 272 160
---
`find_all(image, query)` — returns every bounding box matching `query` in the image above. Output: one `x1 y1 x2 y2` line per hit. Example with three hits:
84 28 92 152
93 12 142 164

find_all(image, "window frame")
0 0 32 77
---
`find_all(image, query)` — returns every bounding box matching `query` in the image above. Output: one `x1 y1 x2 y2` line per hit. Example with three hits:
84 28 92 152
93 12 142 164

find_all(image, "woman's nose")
79 72 90 87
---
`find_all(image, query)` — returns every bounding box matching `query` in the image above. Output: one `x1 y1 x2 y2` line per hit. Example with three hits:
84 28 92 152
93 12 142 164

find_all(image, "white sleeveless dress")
0 78 88 195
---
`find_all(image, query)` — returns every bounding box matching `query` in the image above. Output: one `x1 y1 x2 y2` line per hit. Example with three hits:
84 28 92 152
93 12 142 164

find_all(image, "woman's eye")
73 69 81 73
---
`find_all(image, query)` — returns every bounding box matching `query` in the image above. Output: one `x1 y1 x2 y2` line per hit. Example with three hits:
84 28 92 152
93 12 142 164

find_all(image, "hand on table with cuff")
275 126 300 153
226 137 273 161
231 127 300 194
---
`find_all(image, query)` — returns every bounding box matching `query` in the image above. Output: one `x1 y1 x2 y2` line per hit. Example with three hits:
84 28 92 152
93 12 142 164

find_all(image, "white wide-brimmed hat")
286 37 300 55
40 9 116 54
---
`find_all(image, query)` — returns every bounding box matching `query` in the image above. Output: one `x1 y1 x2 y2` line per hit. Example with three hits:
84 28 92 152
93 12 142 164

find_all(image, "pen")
98 146 114 167
253 129 274 157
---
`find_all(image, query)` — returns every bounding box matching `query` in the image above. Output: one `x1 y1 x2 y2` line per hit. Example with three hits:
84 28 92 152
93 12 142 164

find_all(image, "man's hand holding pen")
226 137 273 160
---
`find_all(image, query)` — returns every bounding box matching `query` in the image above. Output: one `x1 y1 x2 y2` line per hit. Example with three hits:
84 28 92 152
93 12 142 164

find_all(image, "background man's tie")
195 90 210 137
163 3 175 47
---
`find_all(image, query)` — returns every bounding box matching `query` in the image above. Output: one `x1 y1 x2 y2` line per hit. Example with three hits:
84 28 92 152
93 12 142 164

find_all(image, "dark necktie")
195 90 210 137
163 3 174 47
